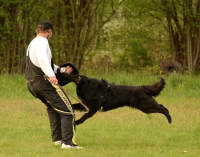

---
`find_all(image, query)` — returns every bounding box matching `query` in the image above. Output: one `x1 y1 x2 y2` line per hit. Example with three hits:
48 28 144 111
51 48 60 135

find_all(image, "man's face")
47 29 53 40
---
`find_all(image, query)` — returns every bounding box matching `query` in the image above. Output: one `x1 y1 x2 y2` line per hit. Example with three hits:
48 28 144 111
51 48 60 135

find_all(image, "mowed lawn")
0 73 200 157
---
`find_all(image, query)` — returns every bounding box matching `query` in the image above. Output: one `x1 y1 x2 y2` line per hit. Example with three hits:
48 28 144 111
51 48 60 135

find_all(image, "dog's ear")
101 79 109 85
79 75 89 84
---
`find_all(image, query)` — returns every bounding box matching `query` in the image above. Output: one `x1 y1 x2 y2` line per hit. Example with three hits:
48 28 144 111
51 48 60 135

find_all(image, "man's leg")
47 107 62 142
38 95 62 142
35 81 76 145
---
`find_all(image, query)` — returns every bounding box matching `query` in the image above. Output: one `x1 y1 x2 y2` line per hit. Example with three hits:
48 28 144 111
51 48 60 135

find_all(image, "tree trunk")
154 0 200 72
192 0 200 71
185 0 192 71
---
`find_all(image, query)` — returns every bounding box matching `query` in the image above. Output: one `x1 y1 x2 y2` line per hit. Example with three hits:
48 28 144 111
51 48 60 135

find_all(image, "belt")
26 75 46 83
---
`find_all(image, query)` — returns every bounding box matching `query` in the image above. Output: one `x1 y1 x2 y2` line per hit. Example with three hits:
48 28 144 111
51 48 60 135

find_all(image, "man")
24 21 82 149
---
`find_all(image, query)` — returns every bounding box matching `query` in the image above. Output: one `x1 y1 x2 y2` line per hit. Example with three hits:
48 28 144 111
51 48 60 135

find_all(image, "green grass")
0 72 200 157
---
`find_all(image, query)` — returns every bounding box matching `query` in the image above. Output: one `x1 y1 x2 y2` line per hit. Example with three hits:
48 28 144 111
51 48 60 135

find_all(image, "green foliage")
96 0 170 72
123 41 152 68
1 0 200 74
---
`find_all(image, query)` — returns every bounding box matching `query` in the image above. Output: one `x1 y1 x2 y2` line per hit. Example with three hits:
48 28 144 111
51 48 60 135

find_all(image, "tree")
0 0 48 74
150 0 200 72
49 0 123 69
97 0 169 71
0 0 123 74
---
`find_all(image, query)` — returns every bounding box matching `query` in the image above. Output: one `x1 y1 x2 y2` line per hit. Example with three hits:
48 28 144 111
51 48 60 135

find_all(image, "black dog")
73 75 172 125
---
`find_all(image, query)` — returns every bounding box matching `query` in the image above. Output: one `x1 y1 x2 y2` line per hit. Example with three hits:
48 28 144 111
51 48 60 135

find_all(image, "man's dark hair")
37 21 53 32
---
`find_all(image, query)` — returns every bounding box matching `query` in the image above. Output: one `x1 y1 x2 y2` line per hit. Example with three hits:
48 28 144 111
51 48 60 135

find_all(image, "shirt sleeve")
54 64 59 73
54 64 66 74
35 38 55 77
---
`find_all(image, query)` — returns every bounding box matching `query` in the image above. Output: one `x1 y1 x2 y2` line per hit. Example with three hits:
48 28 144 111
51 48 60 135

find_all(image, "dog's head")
75 75 89 85
75 75 93 100
75 75 110 101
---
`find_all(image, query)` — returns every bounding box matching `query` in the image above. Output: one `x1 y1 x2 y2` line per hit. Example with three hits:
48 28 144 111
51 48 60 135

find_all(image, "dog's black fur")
73 75 172 125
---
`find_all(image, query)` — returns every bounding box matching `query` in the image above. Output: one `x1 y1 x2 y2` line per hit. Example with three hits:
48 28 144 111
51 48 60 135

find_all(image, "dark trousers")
27 80 76 145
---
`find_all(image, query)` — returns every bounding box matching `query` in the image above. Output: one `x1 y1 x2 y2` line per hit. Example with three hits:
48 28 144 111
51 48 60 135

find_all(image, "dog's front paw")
75 120 82 125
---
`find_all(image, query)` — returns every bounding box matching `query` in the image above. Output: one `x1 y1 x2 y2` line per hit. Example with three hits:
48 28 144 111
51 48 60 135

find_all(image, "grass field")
0 72 200 157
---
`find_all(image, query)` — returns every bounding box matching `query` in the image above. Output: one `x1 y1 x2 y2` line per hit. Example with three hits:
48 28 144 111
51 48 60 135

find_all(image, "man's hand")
65 66 73 74
49 76 58 85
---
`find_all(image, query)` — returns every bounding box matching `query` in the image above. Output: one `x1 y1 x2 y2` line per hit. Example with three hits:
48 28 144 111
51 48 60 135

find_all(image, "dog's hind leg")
144 104 172 124
158 104 172 124
137 101 172 124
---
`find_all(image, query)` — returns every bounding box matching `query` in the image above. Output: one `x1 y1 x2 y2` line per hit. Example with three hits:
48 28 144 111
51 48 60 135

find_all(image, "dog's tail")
143 77 166 97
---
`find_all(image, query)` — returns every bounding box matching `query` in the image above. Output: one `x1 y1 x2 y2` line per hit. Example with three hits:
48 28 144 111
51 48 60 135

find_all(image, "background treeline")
0 0 200 74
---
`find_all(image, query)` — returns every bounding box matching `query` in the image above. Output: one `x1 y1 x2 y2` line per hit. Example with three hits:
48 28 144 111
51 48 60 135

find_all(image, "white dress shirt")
26 36 61 77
